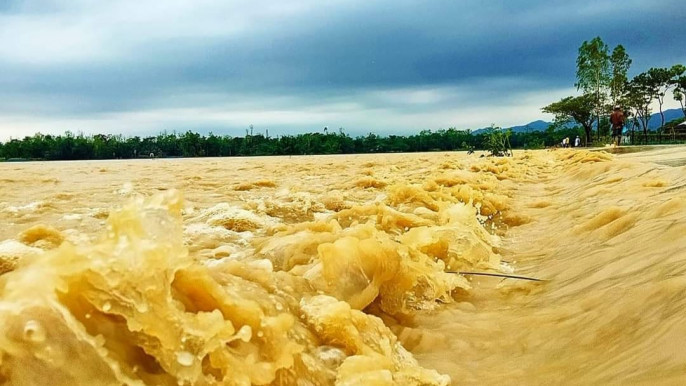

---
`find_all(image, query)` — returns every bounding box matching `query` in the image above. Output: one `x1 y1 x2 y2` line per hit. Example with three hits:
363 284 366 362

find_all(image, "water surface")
1 148 685 385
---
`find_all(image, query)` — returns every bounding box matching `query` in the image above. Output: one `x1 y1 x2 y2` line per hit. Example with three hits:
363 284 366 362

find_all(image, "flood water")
1 147 685 385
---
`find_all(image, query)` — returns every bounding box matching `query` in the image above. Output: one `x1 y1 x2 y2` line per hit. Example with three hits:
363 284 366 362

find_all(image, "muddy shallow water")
1 147 685 385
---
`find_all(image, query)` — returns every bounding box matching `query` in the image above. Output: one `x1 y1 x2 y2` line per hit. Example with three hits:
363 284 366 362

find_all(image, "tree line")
0 126 586 161
543 36 685 145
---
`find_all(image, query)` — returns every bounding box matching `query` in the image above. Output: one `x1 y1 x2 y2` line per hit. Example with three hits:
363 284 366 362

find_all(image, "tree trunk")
660 111 665 128
643 120 648 144
659 106 665 131
584 125 592 146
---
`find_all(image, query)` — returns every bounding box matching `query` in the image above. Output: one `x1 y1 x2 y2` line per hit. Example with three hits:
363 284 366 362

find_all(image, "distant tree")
644 66 686 131
626 74 654 142
598 116 611 138
670 66 686 117
575 37 611 139
609 45 632 107
2 139 22 159
205 132 222 156
179 131 203 157
542 94 595 145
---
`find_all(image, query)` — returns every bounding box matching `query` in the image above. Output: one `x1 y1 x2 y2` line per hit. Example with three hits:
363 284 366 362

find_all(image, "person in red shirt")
610 106 625 146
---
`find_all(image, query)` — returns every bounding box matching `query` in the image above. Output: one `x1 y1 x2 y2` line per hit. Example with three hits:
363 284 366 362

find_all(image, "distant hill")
508 120 551 133
647 108 684 129
473 108 684 134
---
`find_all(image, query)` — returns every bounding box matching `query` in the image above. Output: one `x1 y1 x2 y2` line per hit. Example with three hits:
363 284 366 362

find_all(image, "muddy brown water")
1 147 685 385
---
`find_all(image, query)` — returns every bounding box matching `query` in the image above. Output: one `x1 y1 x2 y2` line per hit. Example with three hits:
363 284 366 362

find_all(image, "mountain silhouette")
474 108 684 134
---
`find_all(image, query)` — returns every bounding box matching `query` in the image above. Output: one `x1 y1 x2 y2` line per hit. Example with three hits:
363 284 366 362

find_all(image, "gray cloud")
0 0 684 140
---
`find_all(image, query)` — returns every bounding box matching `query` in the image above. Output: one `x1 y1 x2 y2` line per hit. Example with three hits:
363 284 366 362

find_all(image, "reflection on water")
1 147 686 385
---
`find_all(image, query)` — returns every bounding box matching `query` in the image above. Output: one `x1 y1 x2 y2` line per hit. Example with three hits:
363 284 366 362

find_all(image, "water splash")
1 148 685 384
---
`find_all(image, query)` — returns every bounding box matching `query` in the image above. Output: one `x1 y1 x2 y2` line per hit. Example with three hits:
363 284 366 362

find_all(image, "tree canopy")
575 36 611 135
609 45 632 107
542 95 595 144
0 126 588 161
667 64 686 118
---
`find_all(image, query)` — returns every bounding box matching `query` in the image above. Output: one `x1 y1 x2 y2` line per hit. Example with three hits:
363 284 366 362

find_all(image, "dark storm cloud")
0 0 684 138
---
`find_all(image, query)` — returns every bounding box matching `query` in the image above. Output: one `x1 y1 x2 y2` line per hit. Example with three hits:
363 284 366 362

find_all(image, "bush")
483 127 513 156
525 138 545 149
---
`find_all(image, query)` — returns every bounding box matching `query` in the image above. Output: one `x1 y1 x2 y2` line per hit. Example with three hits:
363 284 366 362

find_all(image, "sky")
0 0 684 141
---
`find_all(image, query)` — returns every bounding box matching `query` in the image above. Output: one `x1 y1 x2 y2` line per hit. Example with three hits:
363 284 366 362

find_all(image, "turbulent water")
1 147 685 385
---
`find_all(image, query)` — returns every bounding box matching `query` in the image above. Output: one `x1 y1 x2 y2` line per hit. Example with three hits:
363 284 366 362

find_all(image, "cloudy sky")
0 0 684 140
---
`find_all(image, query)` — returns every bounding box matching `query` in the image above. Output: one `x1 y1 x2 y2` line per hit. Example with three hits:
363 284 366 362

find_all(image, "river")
1 147 685 385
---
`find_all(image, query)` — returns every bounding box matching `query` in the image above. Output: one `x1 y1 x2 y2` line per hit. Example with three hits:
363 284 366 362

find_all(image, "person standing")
610 106 625 147
575 135 581 147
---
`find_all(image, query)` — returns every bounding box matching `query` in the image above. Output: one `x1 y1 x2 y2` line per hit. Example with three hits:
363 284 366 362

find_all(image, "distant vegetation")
2 119 684 162
0 127 583 161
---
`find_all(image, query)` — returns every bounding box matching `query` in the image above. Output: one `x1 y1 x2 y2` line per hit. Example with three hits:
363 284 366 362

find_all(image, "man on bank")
610 106 625 147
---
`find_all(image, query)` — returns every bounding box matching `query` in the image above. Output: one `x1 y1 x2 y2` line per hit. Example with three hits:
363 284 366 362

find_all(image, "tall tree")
645 65 686 131
671 66 686 117
542 94 595 145
626 74 653 142
609 45 632 107
575 36 611 139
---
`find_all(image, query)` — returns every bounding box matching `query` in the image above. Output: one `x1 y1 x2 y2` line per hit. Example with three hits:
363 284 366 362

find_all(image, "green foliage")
669 66 686 117
574 37 639 142
542 94 595 145
0 126 606 160
598 116 611 137
609 45 631 106
483 126 512 157
524 137 545 149
627 72 656 139
673 78 686 116
575 37 611 93
575 36 611 122
643 66 685 129
0 128 482 160
664 117 686 137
